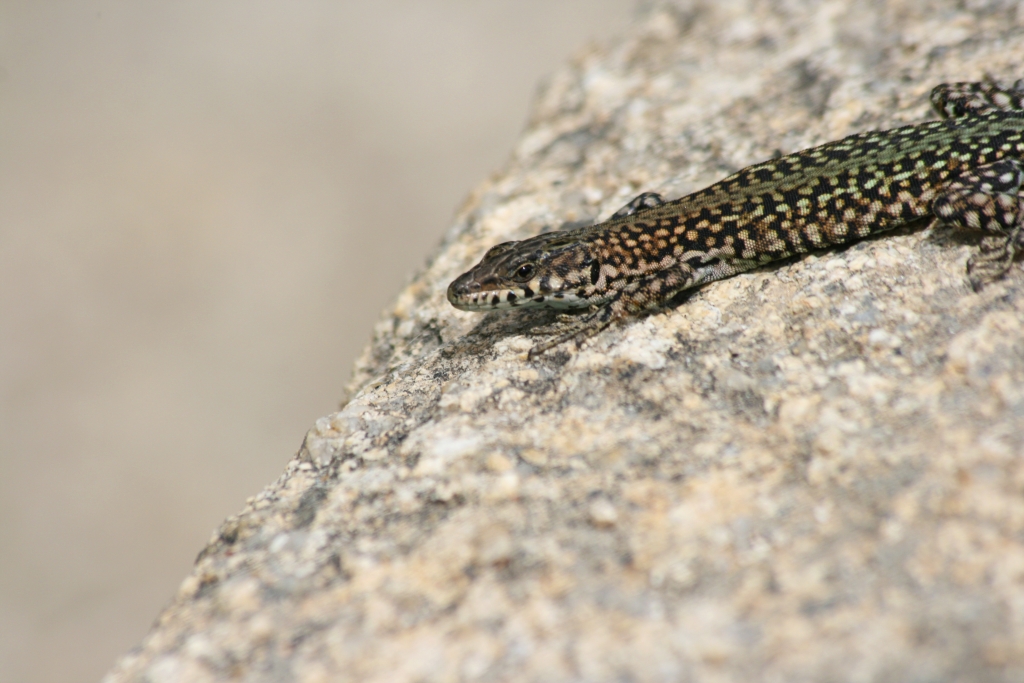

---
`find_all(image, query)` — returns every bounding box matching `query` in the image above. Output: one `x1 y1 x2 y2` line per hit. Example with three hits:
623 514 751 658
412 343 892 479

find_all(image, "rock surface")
106 1 1024 681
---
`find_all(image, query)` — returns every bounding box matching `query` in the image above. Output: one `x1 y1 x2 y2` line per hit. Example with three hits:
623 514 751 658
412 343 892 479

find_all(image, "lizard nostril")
448 273 481 297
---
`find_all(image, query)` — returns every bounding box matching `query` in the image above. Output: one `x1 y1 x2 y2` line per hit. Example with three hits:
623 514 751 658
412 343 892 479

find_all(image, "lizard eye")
513 263 536 281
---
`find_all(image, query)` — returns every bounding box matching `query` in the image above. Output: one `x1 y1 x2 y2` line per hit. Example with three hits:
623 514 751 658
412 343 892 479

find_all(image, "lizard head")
447 229 603 311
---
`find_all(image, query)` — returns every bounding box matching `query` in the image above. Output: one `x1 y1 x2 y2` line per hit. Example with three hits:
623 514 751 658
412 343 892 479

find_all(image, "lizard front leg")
527 263 696 359
610 191 666 219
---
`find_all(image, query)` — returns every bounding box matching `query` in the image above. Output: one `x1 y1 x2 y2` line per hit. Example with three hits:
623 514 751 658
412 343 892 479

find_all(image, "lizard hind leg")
931 159 1024 290
930 78 1024 119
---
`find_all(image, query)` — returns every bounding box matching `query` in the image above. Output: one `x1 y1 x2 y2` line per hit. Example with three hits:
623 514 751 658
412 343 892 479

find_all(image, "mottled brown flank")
447 80 1024 356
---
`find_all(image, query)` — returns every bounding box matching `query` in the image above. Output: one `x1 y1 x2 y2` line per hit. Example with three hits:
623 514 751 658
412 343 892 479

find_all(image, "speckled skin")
448 80 1024 356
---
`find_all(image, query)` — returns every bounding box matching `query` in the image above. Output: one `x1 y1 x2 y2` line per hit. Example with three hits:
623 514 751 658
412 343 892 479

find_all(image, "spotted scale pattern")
447 80 1024 357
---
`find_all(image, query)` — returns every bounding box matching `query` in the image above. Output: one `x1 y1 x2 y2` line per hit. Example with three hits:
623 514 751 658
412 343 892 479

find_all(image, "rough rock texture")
106 2 1024 682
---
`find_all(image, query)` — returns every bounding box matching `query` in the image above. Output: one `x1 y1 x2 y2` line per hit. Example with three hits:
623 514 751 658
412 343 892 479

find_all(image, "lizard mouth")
447 277 589 311
447 275 527 310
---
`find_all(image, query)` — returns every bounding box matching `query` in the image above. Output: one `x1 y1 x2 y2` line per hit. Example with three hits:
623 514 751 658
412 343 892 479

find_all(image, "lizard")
447 79 1024 358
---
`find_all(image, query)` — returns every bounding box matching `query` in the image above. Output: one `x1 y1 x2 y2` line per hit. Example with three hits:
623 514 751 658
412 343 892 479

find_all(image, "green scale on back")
448 79 1024 358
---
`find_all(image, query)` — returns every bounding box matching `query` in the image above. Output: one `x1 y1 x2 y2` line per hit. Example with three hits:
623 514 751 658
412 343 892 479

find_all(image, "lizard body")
448 80 1024 357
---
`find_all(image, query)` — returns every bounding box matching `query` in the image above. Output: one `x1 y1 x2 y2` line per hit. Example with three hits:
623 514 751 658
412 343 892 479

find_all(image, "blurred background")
0 2 638 681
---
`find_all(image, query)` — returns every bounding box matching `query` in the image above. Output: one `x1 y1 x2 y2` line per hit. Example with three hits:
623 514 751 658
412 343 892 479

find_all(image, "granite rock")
106 1 1024 681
